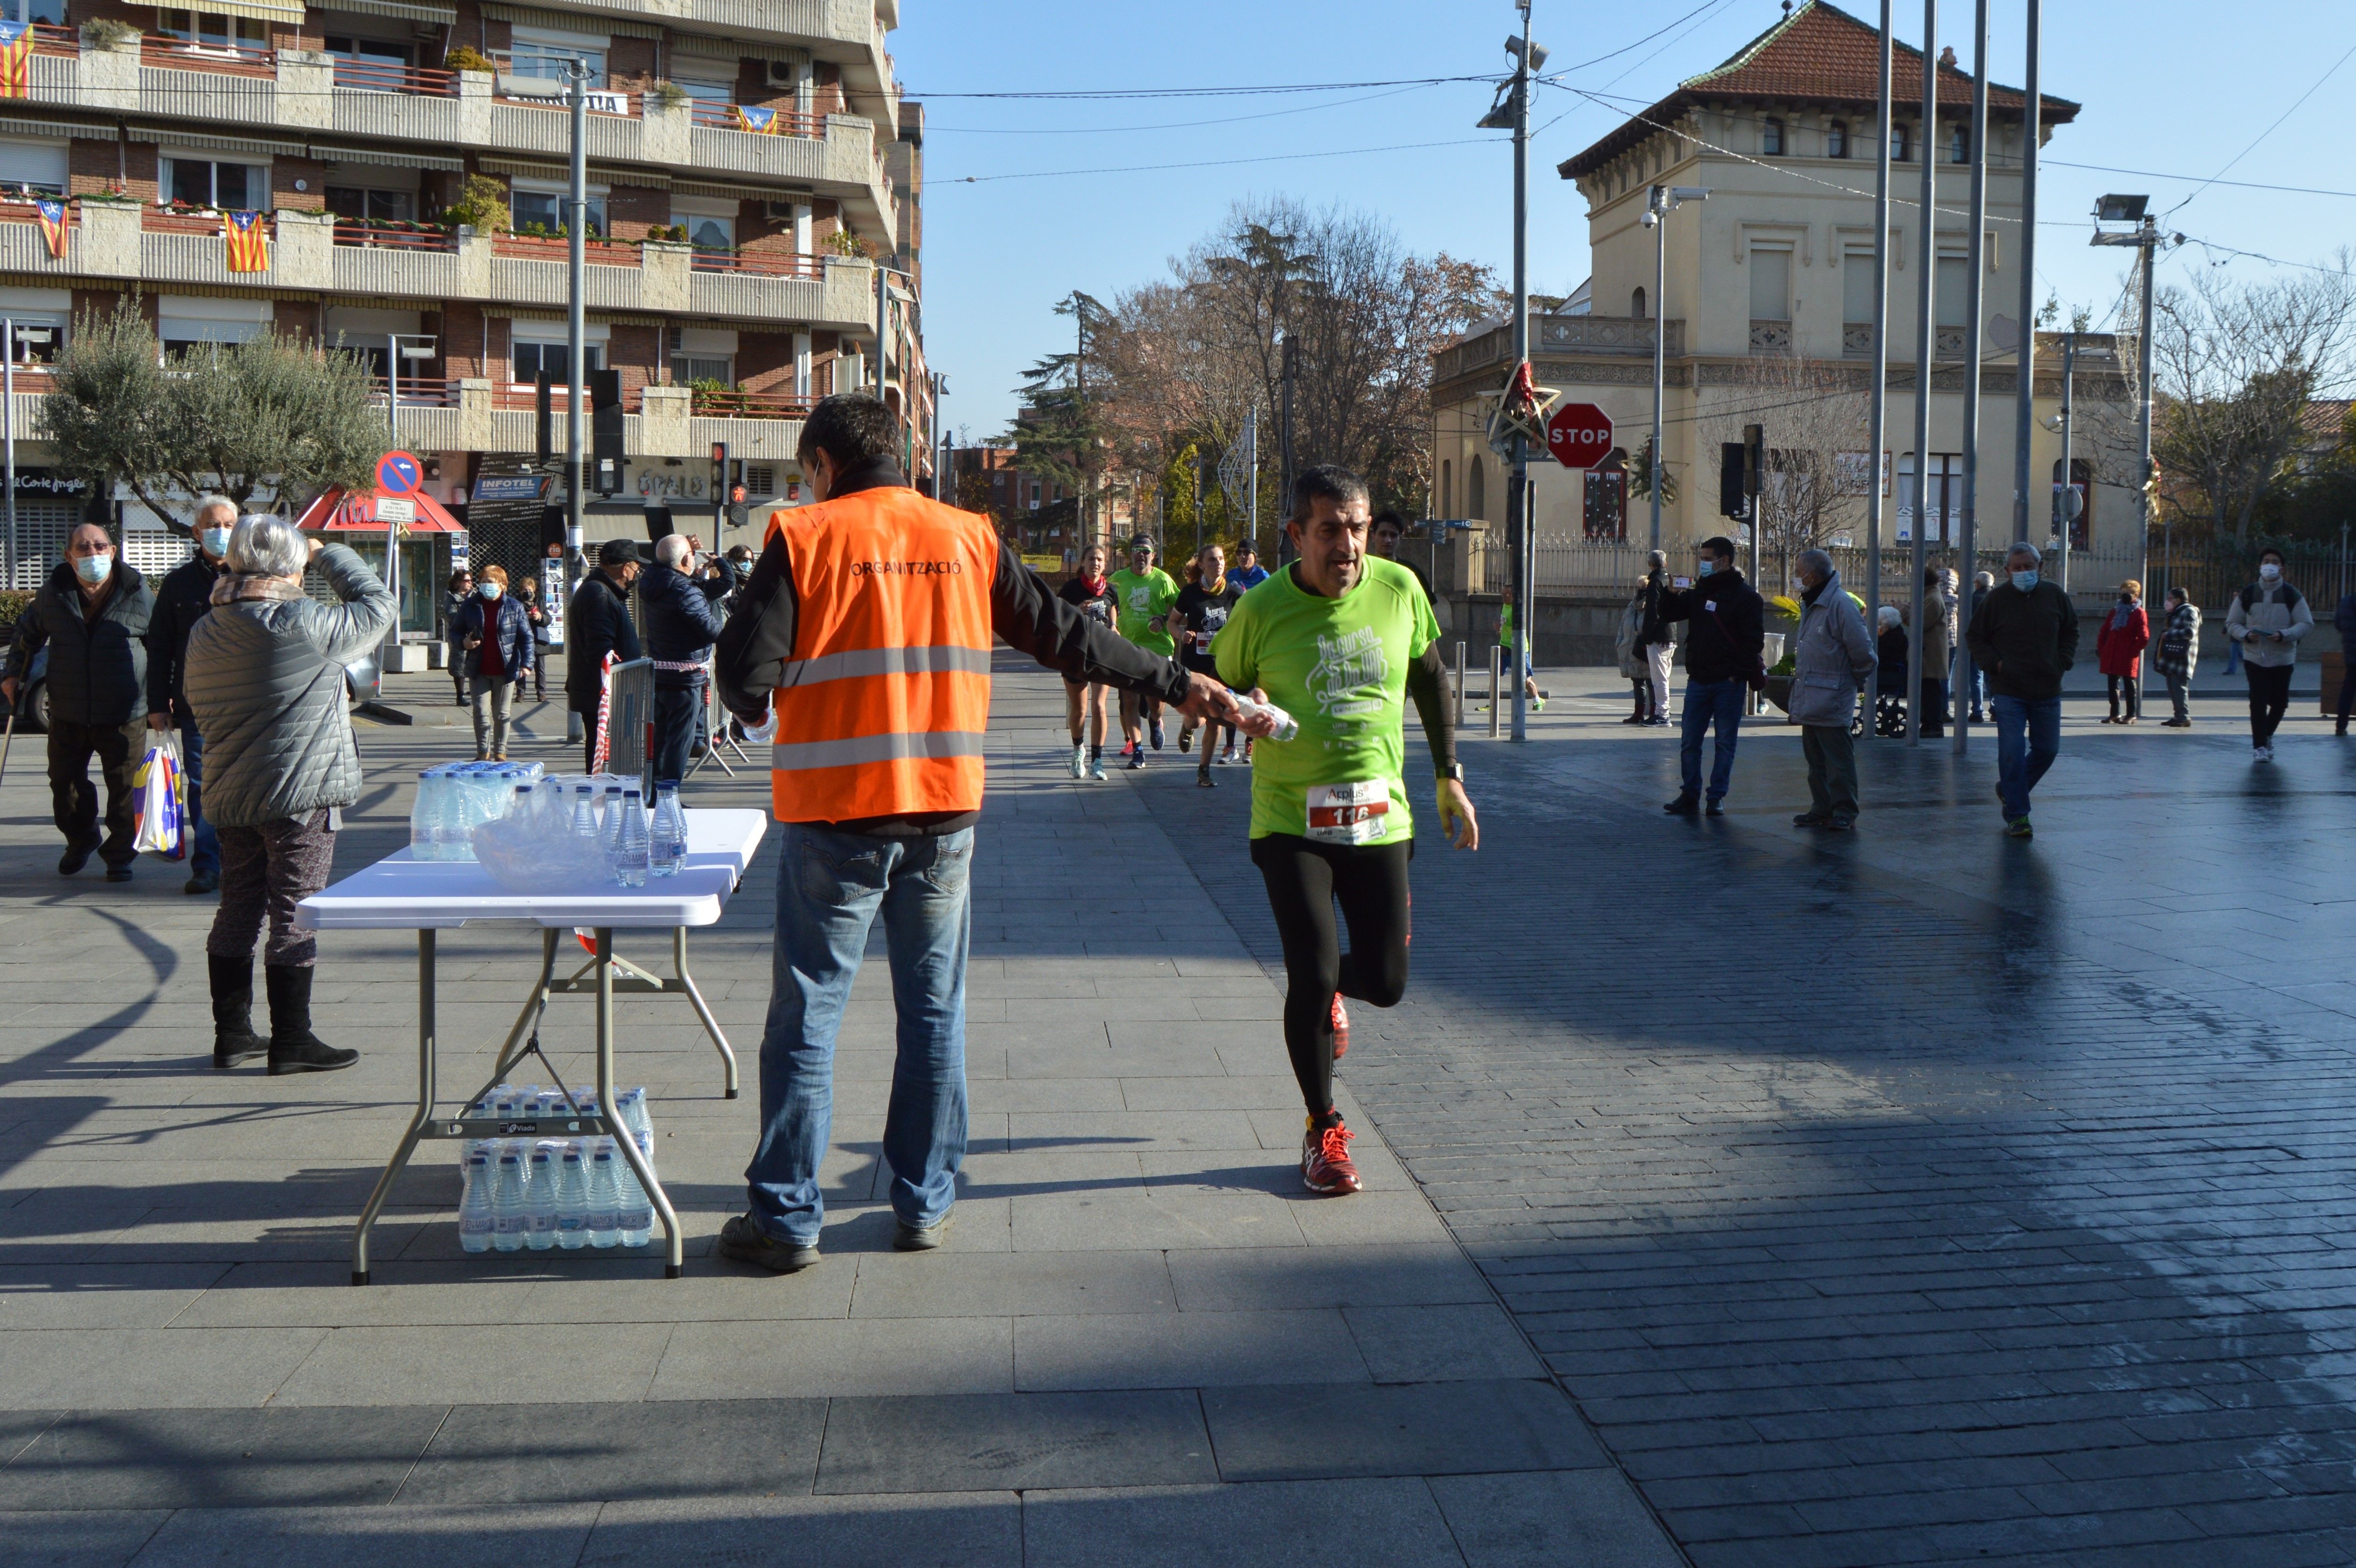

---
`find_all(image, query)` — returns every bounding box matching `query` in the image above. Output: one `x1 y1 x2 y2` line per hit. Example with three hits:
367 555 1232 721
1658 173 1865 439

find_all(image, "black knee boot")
265 965 359 1075
209 954 267 1069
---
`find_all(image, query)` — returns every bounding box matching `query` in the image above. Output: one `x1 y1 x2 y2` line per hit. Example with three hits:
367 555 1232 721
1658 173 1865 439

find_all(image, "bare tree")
2147 254 2356 546
1695 352 1873 583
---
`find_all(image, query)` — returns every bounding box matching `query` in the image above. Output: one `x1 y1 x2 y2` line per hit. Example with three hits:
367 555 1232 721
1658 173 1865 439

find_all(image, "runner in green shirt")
1221 465 1478 1197
1109 536 1180 766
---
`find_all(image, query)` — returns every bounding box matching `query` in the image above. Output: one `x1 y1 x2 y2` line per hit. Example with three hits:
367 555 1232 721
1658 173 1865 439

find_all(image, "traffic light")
590 370 624 492
709 441 729 512
534 370 553 470
729 482 749 530
1719 443 1746 519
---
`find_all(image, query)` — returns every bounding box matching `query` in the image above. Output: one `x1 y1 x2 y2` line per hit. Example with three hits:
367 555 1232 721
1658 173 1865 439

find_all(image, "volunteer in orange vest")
712 393 1239 1273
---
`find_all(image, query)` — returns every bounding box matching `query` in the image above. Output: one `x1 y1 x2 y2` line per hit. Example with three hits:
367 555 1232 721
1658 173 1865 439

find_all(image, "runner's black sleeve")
992 543 1194 704
1404 642 1458 775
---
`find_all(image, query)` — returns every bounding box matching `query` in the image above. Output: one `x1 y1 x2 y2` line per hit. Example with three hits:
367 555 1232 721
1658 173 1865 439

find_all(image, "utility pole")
4 317 17 595
2010 0 2040 538
1507 0 1535 744
2091 197 2159 709
1953 0 1988 755
2057 328 2075 589
1644 185 1708 555
1865 0 1892 713
932 371 948 503
563 57 588 748
1904 0 1936 747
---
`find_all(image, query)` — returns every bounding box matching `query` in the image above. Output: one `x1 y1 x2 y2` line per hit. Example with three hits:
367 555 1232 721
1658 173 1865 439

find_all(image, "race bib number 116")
1306 781 1389 844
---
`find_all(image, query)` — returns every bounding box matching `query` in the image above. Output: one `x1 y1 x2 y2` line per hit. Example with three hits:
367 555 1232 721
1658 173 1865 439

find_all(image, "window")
510 188 606 238
326 187 413 222
157 9 266 49
1631 286 1647 319
671 351 730 385
1749 247 1791 323
0 314 62 363
1949 123 1969 163
1843 253 1876 324
324 32 411 87
1897 453 1960 543
506 37 606 88
1890 122 1911 162
1827 120 1848 159
511 340 603 384
1935 256 1968 328
1467 455 1486 520
675 76 731 107
163 158 265 211
0 138 66 198
11 0 63 23
1761 117 1785 156
684 213 733 252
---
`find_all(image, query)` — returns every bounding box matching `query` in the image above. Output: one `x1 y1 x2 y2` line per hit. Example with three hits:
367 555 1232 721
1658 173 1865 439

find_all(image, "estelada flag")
0 22 33 100
224 209 269 272
33 199 65 259
733 104 778 135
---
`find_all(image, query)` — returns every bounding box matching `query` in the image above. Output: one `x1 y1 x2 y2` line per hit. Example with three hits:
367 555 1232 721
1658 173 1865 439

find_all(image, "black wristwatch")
1437 763 1465 783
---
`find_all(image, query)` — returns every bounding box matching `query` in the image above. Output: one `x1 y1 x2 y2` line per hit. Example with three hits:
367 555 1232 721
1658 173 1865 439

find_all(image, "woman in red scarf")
1056 544 1119 779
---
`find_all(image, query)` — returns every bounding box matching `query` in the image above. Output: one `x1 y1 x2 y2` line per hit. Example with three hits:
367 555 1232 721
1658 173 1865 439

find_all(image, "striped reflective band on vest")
770 729 988 771
773 644 994 688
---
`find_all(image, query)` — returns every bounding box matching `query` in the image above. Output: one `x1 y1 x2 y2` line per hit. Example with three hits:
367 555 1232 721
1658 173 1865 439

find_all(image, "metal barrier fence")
603 658 655 799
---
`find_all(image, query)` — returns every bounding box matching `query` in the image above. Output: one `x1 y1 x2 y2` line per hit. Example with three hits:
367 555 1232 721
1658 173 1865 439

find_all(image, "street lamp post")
1482 3 1545 743
1865 0 1893 723
2010 0 2041 538
1904 0 1937 747
1952 0 1989 755
1643 186 1709 556
563 57 589 746
2093 196 2159 713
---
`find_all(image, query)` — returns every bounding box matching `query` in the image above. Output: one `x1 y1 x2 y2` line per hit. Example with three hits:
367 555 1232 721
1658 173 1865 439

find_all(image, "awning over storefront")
297 486 467 533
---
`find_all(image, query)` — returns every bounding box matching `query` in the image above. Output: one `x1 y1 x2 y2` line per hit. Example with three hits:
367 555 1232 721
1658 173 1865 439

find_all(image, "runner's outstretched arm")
1406 641 1478 850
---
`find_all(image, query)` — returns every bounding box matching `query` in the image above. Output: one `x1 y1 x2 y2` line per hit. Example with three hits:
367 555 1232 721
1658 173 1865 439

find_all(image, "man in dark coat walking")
565 538 643 772
3 523 157 880
1967 542 2079 838
640 532 738 789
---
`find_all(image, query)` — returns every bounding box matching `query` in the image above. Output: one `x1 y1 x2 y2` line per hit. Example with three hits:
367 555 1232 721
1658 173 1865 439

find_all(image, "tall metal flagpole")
1952 0 1989 755
1648 184 1666 553
2135 215 2157 718
1904 0 1937 746
562 60 589 746
1866 0 1891 719
1508 0 1533 743
2010 0 2040 539
4 317 16 594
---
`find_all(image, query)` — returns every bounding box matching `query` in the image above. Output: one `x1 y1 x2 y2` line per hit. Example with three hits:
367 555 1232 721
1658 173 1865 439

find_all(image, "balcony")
1749 320 1793 354
1435 314 1685 384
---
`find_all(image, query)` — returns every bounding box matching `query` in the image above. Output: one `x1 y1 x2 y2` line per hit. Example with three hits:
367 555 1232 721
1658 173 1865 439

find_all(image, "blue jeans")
745 823 974 1245
1991 694 2061 819
1679 679 1744 801
180 722 219 879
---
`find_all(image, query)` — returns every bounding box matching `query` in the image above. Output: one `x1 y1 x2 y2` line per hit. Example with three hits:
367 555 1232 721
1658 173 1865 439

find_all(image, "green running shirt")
1215 557 1440 844
1109 566 1179 656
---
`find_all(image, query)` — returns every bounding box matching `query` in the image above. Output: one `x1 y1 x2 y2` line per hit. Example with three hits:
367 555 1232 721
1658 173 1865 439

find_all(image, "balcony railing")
25 23 76 56
367 375 458 407
492 381 645 411
332 59 456 96
690 100 823 137
142 207 266 235
141 35 275 77
690 247 822 279
334 219 457 252
689 387 813 421
1749 320 1794 354
492 232 640 265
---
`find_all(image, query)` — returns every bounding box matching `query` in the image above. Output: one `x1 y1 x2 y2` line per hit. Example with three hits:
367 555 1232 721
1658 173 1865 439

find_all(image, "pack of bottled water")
457 773 691 892
409 761 546 862
458 1082 660 1254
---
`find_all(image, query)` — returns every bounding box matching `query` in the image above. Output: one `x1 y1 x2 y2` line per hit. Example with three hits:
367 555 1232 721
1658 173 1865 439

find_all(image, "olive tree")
42 296 388 530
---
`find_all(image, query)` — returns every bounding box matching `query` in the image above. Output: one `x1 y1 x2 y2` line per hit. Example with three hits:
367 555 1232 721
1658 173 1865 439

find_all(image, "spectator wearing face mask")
454 564 534 761
143 494 238 894
2096 579 2150 725
3 522 156 880
2225 547 2311 763
1966 543 2078 838
2156 587 2200 727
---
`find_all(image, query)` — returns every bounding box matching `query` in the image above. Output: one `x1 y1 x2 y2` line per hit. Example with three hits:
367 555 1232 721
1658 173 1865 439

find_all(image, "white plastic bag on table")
132 729 186 859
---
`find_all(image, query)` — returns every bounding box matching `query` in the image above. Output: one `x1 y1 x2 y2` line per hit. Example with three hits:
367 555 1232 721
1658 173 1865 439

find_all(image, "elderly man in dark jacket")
143 495 237 893
566 537 643 772
1967 542 2079 838
641 532 738 789
3 522 156 881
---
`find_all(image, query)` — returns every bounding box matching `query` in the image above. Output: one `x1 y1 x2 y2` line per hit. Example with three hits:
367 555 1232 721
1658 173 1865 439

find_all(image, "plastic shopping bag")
132 729 188 860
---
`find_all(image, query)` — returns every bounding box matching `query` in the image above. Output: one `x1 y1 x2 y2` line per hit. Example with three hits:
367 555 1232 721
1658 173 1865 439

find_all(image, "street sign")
1545 403 1613 470
373 495 416 523
376 450 422 495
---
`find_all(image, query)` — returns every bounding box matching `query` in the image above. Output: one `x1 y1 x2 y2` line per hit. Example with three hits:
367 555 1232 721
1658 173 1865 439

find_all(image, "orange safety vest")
766 485 999 822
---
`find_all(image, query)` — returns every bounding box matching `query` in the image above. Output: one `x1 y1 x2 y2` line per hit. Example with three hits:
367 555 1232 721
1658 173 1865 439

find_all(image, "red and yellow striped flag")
33 198 65 259
224 209 270 272
734 104 779 135
0 22 33 100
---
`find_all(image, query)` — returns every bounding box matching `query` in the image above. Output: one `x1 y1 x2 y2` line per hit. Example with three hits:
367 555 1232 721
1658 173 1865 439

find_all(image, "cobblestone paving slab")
1146 673 2356 1566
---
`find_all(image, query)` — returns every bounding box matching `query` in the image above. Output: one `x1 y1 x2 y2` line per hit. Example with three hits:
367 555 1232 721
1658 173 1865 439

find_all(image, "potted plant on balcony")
437 174 509 237
648 80 689 111
80 17 138 50
443 44 494 74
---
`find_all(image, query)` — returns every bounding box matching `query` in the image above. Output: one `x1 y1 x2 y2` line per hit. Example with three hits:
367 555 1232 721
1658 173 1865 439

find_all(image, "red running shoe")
1301 1118 1362 1195
1330 993 1350 1061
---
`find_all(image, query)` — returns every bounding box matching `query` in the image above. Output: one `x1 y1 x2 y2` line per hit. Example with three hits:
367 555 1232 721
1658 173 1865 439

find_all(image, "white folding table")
296 808 768 1284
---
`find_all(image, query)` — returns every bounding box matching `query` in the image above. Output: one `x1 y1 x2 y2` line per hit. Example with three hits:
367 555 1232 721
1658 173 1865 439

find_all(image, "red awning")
296 486 466 534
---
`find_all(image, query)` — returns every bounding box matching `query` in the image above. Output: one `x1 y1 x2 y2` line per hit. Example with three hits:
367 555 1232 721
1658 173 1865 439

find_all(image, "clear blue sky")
898 0 2355 442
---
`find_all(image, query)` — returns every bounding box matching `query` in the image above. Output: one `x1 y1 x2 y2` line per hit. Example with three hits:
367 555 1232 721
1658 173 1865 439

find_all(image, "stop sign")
1545 403 1614 470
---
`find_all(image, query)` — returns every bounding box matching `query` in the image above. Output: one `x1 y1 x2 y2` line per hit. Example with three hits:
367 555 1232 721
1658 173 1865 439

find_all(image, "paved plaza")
5 659 2356 1565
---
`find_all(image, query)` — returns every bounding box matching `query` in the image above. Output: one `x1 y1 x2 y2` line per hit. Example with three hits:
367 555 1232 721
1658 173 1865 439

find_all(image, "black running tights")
1250 834 1412 1120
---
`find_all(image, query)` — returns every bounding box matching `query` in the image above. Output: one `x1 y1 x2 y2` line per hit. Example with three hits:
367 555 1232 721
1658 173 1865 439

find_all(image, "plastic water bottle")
587 1143 620 1247
613 789 649 887
554 1144 589 1249
458 1151 495 1253
525 1143 558 1250
649 785 686 878
490 1149 527 1252
571 784 600 844
410 769 438 858
616 1155 653 1249
1232 692 1300 742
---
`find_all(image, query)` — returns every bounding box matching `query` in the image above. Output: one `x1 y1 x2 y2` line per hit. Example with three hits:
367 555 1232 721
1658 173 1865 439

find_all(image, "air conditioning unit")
763 198 802 223
763 59 801 90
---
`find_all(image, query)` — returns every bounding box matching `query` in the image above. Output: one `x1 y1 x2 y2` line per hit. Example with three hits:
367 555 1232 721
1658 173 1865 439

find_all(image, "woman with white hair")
183 515 395 1074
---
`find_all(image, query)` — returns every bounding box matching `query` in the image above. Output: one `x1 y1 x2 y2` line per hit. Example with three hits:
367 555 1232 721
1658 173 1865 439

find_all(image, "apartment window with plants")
163 157 265 211
157 9 266 51
510 186 605 238
505 33 606 88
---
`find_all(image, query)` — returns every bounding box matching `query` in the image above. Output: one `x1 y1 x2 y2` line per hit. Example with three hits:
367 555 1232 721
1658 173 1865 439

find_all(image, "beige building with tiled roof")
1430 0 2139 644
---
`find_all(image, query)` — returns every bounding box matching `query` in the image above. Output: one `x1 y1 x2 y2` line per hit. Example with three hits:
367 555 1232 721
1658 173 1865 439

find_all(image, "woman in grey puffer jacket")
184 517 395 1074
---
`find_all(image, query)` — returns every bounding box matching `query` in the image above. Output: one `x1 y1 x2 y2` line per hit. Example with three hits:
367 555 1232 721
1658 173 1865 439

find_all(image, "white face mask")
480 582 502 601
200 525 233 558
2260 562 2282 582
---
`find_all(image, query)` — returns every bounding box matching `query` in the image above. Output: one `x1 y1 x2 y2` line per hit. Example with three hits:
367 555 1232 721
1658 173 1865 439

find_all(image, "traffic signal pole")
1904 0 1936 748
1508 0 1532 744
